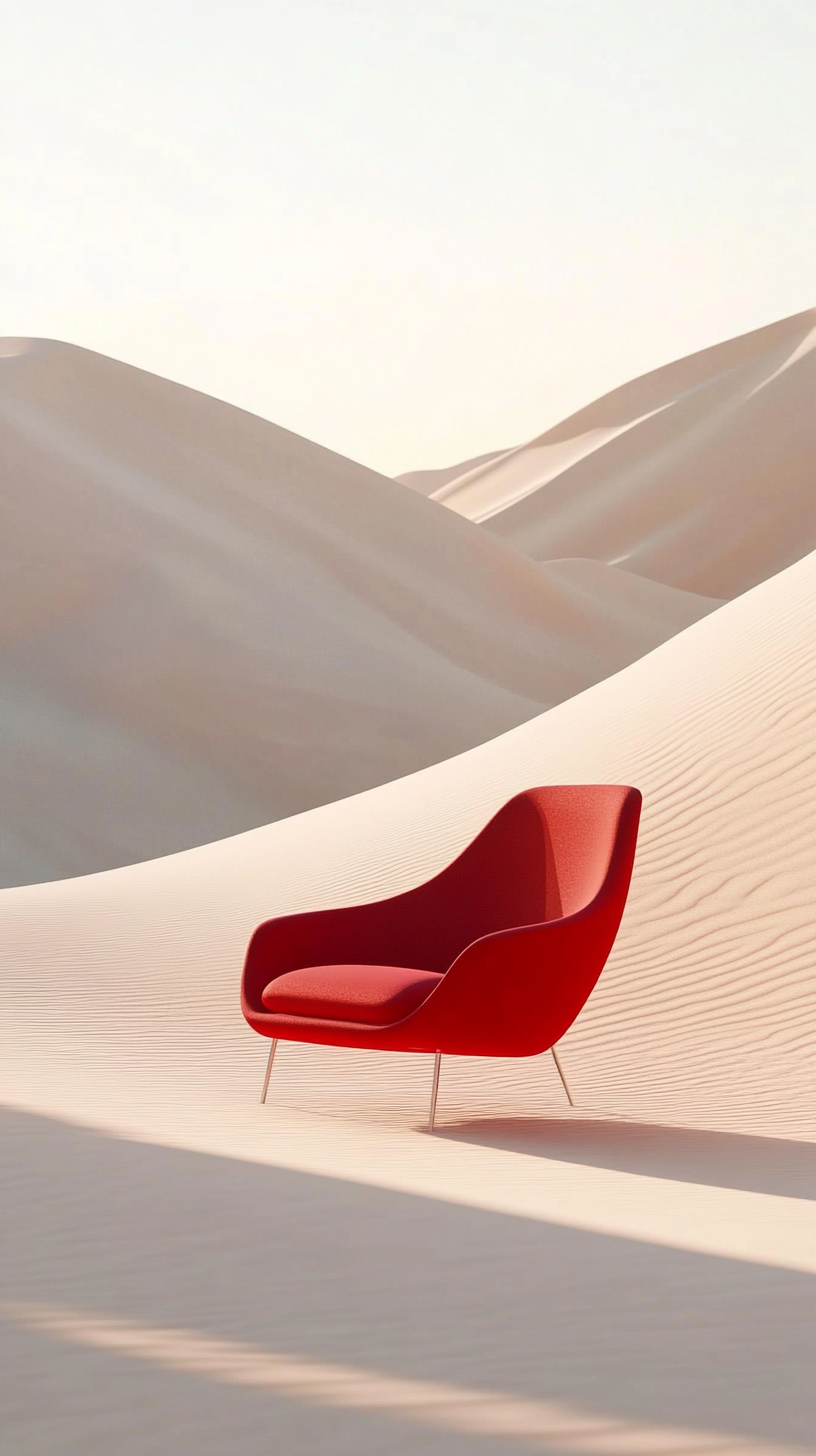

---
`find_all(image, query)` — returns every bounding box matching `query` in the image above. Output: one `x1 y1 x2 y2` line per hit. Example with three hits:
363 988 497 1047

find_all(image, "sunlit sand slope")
0 339 718 887
422 308 816 598
2 545 815 1144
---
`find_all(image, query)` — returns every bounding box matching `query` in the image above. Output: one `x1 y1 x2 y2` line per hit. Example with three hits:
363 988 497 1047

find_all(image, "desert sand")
0 338 720 888
2 528 816 1451
412 308 816 599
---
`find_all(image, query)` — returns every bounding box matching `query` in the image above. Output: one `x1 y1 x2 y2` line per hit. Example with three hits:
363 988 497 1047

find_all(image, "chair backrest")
521 784 638 920
381 784 640 973
406 784 642 1055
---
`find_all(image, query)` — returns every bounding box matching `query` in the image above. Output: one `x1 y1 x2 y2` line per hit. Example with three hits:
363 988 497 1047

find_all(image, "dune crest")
396 447 508 495
412 308 816 599
0 339 719 887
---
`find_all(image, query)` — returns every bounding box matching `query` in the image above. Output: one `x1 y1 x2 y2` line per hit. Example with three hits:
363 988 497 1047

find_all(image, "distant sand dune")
533 558 723 644
396 447 508 494
0 339 719 886
412 308 816 599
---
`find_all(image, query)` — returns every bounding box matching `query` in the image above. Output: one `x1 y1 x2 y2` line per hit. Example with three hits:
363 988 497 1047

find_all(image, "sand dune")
533 558 724 643
415 308 816 599
0 338 721 888
396 447 507 494
2 543 815 1452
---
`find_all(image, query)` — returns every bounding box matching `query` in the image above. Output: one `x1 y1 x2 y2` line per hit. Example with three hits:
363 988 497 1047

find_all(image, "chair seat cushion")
261 964 443 1025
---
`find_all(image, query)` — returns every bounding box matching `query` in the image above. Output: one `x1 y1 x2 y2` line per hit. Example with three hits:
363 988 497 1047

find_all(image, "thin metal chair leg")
260 1038 278 1104
551 1044 574 1107
428 1052 442 1132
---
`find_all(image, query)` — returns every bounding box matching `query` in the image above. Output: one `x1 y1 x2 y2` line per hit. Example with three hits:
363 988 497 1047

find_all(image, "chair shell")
241 784 642 1061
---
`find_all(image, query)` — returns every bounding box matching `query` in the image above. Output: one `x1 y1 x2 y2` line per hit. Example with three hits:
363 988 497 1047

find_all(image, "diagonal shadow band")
1 1106 814 1455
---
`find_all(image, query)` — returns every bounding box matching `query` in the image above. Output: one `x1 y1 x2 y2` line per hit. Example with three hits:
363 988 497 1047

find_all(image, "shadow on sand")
1 1106 814 1454
436 1115 816 1200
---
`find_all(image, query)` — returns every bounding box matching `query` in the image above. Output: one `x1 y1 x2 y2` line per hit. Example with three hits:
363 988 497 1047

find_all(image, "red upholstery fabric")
261 964 443 1025
241 785 642 1058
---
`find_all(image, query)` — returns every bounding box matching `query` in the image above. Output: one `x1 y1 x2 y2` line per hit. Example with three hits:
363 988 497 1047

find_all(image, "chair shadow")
436 1116 816 1200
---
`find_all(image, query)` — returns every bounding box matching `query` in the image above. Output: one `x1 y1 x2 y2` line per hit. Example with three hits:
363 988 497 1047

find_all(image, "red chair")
241 785 641 1128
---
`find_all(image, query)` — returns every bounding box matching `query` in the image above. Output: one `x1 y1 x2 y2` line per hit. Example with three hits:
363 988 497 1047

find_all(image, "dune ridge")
414 308 816 599
396 447 508 495
0 339 720 887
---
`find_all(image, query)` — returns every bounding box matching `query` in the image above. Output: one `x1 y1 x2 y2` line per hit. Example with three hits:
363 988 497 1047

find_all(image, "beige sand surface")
417 309 816 599
0 339 719 888
2 544 815 1452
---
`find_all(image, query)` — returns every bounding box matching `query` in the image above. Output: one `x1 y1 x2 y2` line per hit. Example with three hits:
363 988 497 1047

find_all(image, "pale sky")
1 0 814 476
